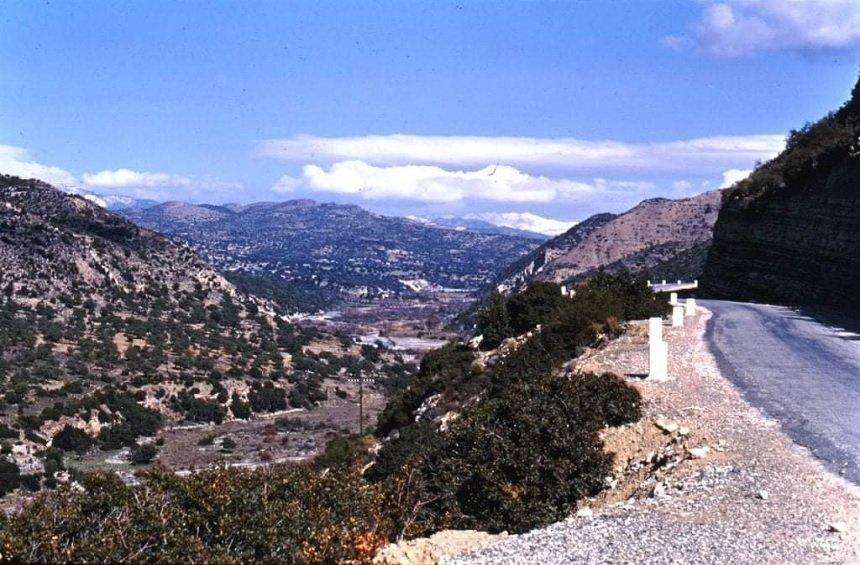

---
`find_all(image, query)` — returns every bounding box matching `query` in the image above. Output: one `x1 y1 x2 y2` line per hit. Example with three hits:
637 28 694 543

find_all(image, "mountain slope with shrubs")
0 175 412 495
496 192 721 292
123 199 540 310
0 273 666 560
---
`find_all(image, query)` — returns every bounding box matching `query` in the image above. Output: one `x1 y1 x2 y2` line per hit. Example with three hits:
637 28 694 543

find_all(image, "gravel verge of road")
447 307 860 564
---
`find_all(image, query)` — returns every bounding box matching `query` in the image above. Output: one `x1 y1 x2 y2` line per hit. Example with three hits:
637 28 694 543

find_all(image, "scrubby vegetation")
0 274 663 560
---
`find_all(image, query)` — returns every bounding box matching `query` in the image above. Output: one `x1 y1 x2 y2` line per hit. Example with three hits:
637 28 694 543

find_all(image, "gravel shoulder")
449 307 860 564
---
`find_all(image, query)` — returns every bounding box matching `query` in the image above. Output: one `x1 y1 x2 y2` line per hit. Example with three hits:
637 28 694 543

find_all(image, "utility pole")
347 374 376 435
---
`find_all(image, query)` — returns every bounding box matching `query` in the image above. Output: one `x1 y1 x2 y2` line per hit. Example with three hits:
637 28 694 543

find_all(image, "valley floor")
442 308 860 563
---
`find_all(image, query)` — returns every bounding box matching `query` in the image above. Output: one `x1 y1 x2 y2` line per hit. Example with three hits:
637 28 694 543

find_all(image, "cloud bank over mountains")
257 133 784 172
262 133 782 205
0 147 241 201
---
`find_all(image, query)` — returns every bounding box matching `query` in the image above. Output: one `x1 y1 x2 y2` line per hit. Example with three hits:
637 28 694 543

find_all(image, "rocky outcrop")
702 79 860 311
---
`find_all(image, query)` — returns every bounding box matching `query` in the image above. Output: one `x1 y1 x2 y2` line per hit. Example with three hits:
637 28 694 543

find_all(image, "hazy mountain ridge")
123 199 540 307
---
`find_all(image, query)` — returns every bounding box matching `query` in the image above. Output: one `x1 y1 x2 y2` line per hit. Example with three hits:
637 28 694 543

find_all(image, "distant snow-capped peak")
463 212 577 236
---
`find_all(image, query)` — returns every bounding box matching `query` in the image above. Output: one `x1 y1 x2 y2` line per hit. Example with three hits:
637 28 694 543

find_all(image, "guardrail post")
685 297 697 316
669 292 678 305
672 305 684 327
648 317 668 381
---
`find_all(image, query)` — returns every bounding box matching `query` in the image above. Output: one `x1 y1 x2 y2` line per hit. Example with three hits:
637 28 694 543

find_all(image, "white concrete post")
677 280 682 284
685 297 697 317
560 285 567 296
661 279 666 285
669 292 678 305
646 280 651 287
648 317 668 381
672 305 684 327
693 279 699 288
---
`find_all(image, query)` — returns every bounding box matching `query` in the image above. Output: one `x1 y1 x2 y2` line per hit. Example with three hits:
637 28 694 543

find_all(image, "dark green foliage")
129 443 158 465
0 466 392 562
52 425 93 454
0 458 21 495
475 291 512 350
375 343 475 438
224 271 331 315
371 273 652 535
173 392 226 424
0 424 18 440
248 384 287 413
505 281 568 334
220 436 237 451
229 392 251 419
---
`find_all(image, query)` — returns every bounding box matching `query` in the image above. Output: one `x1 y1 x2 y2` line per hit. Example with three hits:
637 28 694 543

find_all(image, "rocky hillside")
496 191 721 292
701 79 860 312
124 200 539 309
0 175 413 493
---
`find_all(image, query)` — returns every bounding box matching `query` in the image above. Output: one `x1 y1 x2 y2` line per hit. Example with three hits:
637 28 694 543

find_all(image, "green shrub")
0 458 21 495
0 465 391 562
130 443 158 465
52 425 93 454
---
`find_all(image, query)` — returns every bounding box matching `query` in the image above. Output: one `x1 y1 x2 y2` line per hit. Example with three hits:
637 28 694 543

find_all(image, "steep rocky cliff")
702 79 860 311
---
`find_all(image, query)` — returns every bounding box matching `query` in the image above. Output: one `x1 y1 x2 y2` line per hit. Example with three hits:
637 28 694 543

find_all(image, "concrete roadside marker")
648 317 668 381
669 292 678 305
672 305 684 327
685 298 697 316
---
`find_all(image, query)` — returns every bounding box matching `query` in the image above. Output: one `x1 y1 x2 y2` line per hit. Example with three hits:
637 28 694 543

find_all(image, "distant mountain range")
122 199 540 309
495 190 722 292
409 212 576 240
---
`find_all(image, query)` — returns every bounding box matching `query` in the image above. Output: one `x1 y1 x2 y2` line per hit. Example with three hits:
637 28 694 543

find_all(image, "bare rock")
374 530 507 564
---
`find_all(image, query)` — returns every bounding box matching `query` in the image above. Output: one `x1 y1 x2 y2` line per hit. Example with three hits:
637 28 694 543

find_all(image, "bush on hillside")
0 465 391 563
129 443 158 465
371 371 641 536
52 425 93 454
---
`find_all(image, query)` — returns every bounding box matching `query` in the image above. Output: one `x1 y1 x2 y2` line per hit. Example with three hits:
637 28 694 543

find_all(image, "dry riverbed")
383 307 860 564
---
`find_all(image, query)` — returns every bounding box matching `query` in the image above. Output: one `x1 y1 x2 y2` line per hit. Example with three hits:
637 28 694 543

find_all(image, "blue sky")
1 0 859 223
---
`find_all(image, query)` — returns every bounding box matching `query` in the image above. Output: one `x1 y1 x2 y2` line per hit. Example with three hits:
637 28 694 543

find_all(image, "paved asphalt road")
701 300 860 484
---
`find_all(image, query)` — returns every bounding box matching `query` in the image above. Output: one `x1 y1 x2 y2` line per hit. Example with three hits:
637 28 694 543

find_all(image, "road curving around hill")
702 299 860 485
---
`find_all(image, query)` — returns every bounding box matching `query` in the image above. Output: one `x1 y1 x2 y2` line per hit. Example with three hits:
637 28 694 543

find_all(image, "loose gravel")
447 308 860 564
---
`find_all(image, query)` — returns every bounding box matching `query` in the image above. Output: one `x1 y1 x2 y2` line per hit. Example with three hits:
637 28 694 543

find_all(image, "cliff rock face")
702 80 860 311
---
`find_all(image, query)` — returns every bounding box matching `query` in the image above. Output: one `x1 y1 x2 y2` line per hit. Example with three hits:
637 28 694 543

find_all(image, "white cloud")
273 160 652 204
720 168 752 187
0 145 78 187
83 168 242 200
666 0 860 57
463 212 577 237
256 133 784 174
83 168 192 189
